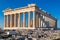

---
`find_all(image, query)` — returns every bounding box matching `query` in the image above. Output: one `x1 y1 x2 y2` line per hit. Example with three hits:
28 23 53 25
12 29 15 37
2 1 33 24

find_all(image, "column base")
4 27 35 30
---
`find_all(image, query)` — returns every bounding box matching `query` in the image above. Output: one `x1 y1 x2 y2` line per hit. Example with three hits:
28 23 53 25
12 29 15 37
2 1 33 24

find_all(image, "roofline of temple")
38 8 57 21
3 4 57 21
3 4 38 12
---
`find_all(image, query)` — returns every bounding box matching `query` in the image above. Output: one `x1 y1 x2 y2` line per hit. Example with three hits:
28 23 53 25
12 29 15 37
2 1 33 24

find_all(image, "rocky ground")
0 28 60 40
17 28 60 40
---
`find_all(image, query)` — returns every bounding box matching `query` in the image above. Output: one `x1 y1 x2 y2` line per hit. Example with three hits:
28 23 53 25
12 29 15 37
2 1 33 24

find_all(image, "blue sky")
0 0 60 28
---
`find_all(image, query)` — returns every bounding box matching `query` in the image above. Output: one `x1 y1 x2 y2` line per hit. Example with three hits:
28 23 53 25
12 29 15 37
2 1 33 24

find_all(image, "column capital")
24 12 26 14
24 13 26 15
35 11 39 14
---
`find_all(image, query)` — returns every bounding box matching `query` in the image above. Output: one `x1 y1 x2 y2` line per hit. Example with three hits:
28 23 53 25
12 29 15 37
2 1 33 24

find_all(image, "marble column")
43 22 45 27
28 12 30 27
36 12 39 28
10 15 12 27
37 13 39 27
43 15 45 19
18 14 20 27
23 13 26 27
16 14 18 27
14 14 16 27
41 20 43 27
8 15 10 27
12 14 14 27
33 12 36 28
4 15 7 27
39 18 41 27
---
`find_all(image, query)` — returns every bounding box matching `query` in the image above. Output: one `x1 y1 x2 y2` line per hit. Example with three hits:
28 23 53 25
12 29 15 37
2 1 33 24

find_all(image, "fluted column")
41 20 43 27
4 15 7 27
28 12 30 27
23 13 26 27
16 14 18 27
36 12 39 28
12 14 14 27
37 13 39 27
43 22 45 27
33 12 36 28
18 14 20 27
39 18 41 27
43 15 45 19
14 14 16 27
10 15 12 27
8 15 10 27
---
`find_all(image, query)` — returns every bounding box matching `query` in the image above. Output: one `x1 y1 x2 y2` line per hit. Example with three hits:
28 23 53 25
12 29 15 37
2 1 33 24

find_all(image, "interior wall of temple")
43 15 56 28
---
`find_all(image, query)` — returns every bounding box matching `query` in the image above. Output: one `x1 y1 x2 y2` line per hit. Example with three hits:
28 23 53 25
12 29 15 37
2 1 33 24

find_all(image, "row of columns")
35 11 46 28
4 11 45 28
4 12 36 28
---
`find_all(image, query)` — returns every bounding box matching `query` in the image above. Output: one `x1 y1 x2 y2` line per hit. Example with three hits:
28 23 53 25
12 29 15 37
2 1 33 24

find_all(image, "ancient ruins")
3 4 57 30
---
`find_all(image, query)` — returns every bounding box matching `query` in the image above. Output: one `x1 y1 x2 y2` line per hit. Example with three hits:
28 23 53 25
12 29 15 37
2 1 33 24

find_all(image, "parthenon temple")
3 4 57 30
